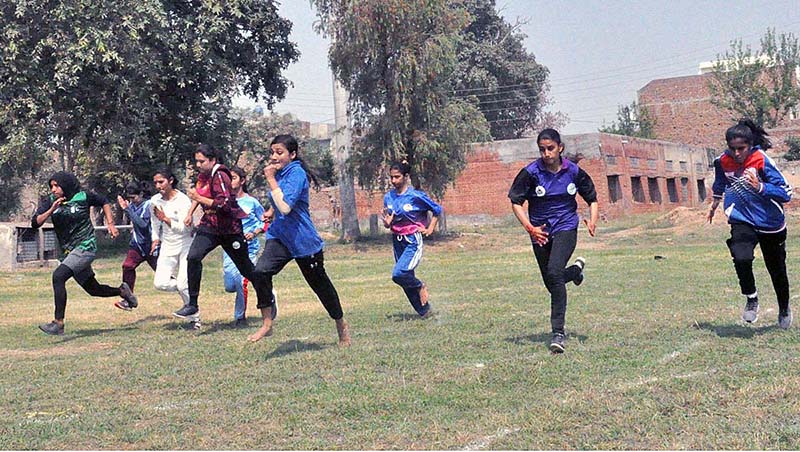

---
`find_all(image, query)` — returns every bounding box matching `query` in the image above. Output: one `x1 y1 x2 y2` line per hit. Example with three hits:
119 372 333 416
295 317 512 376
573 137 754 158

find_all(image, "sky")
235 0 800 135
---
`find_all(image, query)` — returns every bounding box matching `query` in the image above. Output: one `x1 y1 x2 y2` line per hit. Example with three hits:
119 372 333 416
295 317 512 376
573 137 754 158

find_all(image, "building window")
648 177 662 204
631 176 645 203
679 161 688 172
647 159 657 170
697 179 707 201
666 160 674 171
605 155 617 165
630 157 639 168
608 175 622 203
696 162 705 174
667 178 679 202
681 177 690 202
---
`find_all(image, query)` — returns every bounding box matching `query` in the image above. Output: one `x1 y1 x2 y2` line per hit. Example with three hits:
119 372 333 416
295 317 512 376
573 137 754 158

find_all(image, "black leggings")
532 230 582 334
727 224 790 312
52 264 120 320
254 239 343 320
186 230 271 308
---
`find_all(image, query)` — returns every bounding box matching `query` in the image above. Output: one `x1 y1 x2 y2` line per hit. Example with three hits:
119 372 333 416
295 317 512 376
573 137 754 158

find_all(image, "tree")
312 0 490 198
600 101 656 138
0 0 299 208
452 0 562 139
784 136 800 161
708 28 800 128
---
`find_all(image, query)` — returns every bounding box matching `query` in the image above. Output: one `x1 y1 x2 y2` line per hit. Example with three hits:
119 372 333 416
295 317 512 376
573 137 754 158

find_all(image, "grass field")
1 209 799 449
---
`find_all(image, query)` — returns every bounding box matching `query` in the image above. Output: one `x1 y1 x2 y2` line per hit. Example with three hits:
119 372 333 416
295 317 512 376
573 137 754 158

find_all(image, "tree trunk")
332 75 361 242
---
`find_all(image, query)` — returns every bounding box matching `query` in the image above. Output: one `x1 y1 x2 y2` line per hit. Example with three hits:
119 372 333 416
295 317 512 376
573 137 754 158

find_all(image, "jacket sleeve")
575 168 598 205
417 191 443 217
31 197 54 228
150 200 161 242
758 155 792 203
711 158 726 199
508 168 532 205
212 171 236 213
126 201 151 230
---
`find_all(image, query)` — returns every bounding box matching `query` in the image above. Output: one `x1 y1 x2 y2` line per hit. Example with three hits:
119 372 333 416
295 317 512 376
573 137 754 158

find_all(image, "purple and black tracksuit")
508 158 597 334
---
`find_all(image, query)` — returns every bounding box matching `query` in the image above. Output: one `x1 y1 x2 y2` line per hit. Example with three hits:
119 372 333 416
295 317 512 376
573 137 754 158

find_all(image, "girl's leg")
221 234 272 314
153 253 179 293
391 233 427 315
248 240 292 342
534 231 578 334
51 264 74 321
176 246 191 307
726 224 760 321
186 231 221 308
758 229 790 313
223 259 246 320
296 251 350 346
122 249 144 291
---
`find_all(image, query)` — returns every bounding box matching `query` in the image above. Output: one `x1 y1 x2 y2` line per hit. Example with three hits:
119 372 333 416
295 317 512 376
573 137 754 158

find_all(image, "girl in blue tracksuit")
115 181 157 310
382 161 442 317
508 128 599 353
707 119 793 328
249 134 350 346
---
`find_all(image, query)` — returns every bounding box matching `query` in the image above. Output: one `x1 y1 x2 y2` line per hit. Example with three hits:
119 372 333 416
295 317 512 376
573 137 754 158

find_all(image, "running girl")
175 145 273 327
146 168 195 323
32 171 138 335
115 181 157 310
508 128 599 353
381 161 442 318
707 119 792 328
250 134 350 346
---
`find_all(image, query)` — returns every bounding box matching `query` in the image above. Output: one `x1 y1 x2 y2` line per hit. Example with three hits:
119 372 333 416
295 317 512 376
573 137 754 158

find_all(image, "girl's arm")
184 200 200 227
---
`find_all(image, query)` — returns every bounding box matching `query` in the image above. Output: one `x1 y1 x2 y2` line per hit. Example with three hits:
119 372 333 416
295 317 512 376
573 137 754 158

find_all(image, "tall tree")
0 0 298 205
312 0 490 198
708 28 800 128
453 0 561 139
600 101 656 138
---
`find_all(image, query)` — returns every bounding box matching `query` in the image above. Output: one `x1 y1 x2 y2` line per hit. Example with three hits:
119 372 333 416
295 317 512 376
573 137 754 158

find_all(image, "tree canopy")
312 0 490 197
0 0 298 217
708 28 800 128
599 101 656 139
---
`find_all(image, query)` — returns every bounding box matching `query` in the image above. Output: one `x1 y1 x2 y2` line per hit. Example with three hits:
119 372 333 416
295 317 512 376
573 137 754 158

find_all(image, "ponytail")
725 119 772 150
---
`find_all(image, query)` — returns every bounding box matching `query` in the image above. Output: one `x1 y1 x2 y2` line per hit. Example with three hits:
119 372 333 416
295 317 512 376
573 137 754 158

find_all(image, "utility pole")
330 20 361 242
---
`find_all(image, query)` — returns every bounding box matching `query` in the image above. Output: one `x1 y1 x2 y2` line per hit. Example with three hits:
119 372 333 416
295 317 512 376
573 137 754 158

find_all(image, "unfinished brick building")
638 73 800 153
309 132 710 228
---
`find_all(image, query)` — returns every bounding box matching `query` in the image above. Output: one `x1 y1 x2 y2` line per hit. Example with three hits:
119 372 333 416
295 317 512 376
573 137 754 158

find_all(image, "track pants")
392 232 429 316
726 223 790 312
532 229 582 334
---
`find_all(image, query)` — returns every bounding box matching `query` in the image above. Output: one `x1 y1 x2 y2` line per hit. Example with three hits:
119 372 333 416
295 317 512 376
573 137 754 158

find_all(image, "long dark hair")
230 166 248 193
389 161 411 176
725 119 772 150
270 134 320 190
153 167 178 188
195 144 224 164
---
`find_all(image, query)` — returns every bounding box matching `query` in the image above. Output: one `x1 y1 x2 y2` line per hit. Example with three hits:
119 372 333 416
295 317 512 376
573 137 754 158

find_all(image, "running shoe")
742 298 759 323
119 282 138 309
550 332 566 353
779 308 793 330
173 304 199 319
39 321 64 336
573 257 586 286
114 299 133 311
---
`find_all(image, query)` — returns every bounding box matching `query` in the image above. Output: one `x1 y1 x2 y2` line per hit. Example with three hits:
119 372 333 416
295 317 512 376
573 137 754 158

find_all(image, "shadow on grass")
265 339 328 359
349 231 464 252
386 312 425 322
56 326 138 343
129 315 165 326
694 322 778 338
505 332 589 346
197 320 249 335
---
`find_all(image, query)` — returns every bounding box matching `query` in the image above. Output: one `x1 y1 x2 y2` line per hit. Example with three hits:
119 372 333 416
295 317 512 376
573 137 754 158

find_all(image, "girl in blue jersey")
707 119 792 328
249 134 351 346
115 181 157 310
508 129 599 353
382 161 442 317
222 166 277 327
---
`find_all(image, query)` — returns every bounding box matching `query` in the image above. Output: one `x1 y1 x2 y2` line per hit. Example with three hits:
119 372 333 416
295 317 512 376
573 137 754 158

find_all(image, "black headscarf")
49 171 81 200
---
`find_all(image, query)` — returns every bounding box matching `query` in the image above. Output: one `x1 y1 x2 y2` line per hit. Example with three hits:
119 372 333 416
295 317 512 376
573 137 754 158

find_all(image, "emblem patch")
567 183 577 195
535 186 546 197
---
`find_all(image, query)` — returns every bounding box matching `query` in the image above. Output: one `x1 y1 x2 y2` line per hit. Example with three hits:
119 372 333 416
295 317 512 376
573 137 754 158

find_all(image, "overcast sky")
236 0 800 135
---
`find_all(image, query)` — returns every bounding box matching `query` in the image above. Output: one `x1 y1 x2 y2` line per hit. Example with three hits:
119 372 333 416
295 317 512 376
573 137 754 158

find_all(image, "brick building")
638 73 800 154
309 133 711 228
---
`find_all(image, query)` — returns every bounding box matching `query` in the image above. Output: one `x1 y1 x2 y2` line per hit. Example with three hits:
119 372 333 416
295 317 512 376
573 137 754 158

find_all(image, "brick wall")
310 133 711 227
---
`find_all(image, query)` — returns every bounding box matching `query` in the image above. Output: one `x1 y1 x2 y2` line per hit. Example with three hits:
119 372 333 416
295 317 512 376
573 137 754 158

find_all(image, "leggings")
52 264 120 320
727 223 790 312
531 229 582 334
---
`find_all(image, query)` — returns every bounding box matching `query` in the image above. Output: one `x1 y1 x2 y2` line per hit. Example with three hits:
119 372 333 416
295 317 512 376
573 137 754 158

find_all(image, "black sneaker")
39 321 64 336
173 304 199 320
119 282 138 309
779 308 793 330
550 332 566 353
114 299 133 311
234 317 249 328
573 257 586 286
742 298 759 323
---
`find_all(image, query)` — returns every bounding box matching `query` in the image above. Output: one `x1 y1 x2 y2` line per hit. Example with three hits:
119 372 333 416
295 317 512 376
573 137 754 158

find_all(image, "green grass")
1 215 799 449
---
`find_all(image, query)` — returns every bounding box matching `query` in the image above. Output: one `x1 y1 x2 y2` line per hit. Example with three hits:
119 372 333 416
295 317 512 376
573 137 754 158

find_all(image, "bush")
784 136 800 161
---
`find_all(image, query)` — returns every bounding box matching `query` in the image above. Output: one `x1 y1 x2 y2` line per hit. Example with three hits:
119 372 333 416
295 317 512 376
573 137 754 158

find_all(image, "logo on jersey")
403 203 413 212
535 186 546 197
567 183 577 195
232 241 241 250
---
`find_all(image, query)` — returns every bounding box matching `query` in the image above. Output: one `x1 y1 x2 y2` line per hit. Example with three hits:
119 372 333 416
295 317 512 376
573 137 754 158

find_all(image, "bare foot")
419 283 429 306
336 319 351 347
247 325 273 342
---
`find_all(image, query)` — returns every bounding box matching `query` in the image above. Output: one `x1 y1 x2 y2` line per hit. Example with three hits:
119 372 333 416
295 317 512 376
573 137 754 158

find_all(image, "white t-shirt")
150 190 193 256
